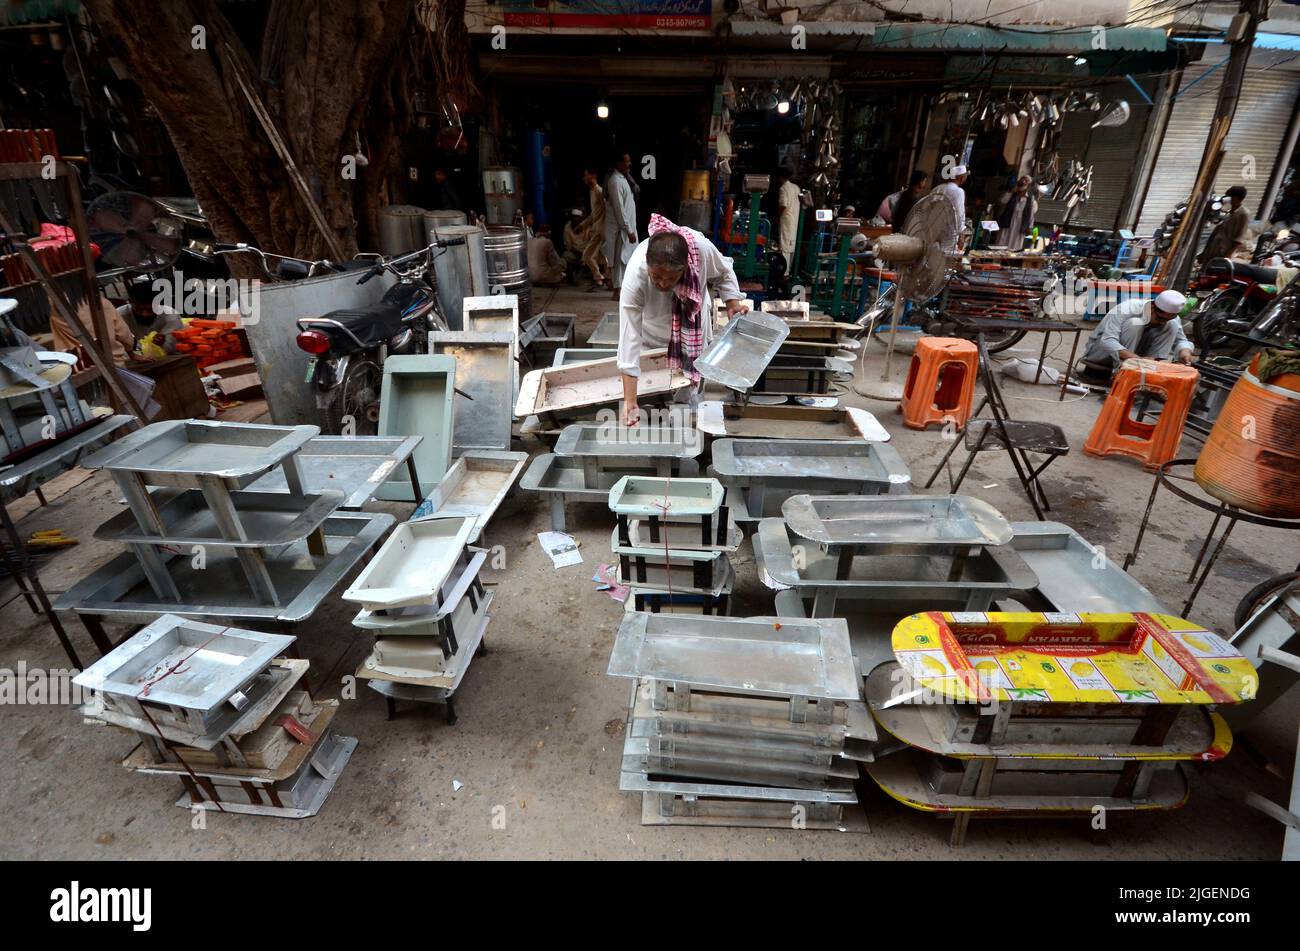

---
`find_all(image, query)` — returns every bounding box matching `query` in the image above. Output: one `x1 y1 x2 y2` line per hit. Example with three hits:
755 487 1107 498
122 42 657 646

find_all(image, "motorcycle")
293 239 460 435
1191 256 1292 357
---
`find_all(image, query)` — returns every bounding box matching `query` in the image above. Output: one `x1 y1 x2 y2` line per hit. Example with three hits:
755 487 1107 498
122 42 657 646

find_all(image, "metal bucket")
423 209 468 243
483 166 522 225
379 205 428 256
682 169 711 202
480 226 532 322
431 224 489 331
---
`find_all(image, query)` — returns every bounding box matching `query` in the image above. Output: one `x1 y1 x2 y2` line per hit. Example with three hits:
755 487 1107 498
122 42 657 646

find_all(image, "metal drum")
423 209 468 243
682 169 711 202
482 166 522 225
378 205 427 256
480 225 532 323
678 199 711 233
431 224 489 331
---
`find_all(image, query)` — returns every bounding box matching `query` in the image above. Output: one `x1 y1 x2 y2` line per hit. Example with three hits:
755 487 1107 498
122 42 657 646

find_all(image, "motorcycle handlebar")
357 267 383 286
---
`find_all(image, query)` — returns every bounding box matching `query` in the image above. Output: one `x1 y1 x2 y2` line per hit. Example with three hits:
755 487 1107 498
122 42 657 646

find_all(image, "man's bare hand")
623 401 641 427
725 298 751 320
1176 350 1194 365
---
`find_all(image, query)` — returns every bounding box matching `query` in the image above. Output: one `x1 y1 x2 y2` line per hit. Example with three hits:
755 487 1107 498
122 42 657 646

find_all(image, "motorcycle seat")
304 302 409 353
1204 258 1277 284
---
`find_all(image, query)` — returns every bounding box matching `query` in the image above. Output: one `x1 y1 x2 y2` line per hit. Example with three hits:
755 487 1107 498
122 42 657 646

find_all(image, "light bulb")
596 103 609 119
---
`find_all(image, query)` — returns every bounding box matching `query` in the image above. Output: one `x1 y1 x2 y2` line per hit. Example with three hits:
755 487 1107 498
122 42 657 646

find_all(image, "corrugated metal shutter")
1136 65 1300 234
1037 82 1151 230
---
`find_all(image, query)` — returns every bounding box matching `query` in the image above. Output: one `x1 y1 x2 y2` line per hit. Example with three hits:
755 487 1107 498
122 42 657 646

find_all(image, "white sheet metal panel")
1136 63 1300 234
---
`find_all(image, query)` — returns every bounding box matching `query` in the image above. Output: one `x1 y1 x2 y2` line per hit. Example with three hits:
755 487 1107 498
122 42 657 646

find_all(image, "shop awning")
871 23 1167 54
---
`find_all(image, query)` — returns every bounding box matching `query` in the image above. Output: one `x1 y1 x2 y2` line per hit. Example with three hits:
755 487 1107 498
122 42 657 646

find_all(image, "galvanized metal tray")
246 435 422 509
55 511 396 624
375 354 455 502
607 475 723 517
586 310 619 347
623 516 741 553
515 348 690 418
358 589 492 690
607 612 859 701
554 422 703 460
621 734 856 789
83 419 318 488
351 547 485 630
782 493 1014 548
695 309 790 392
552 347 616 367
342 516 476 611
619 769 857 804
429 330 514 452
616 553 734 596
696 400 889 441
74 614 293 714
0 413 134 502
1009 521 1167 615
95 488 343 548
411 449 526 543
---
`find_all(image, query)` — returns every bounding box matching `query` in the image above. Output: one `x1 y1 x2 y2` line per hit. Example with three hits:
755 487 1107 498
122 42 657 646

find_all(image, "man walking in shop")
776 169 801 275
605 152 639 298
1201 185 1252 263
934 164 969 254
995 175 1039 251
617 216 748 425
578 167 609 290
892 170 929 232
1078 289 1194 382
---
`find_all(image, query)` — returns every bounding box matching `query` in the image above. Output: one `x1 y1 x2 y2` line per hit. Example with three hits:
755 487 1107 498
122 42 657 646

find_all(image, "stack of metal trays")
80 420 363 609
609 476 736 612
863 611 1255 845
74 614 356 819
519 311 576 368
523 421 702 533
343 515 494 715
709 437 912 522
608 613 874 829
0 304 97 460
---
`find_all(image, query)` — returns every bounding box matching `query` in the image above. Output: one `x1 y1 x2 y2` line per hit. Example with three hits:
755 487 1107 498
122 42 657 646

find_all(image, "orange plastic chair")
1083 358 1199 469
899 337 978 430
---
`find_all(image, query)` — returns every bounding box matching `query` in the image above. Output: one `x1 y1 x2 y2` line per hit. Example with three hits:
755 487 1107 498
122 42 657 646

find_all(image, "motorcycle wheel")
1233 571 1300 632
327 358 382 436
1192 288 1250 357
982 326 1030 353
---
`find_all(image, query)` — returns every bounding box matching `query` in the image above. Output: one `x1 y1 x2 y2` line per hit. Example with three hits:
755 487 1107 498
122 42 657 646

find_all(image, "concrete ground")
2 281 1294 860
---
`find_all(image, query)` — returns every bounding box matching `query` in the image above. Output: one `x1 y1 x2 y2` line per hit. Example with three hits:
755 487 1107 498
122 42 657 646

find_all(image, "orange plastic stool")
1083 358 1199 469
899 337 978 430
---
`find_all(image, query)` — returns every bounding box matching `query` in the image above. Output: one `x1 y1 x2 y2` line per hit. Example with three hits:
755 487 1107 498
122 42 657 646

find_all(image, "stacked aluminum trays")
609 476 737 615
74 614 356 819
523 421 703 533
71 421 405 621
608 613 874 828
343 515 493 723
0 303 94 460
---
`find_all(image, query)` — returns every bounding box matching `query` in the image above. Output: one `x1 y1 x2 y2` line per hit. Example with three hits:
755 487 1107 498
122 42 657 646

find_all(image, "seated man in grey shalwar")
1078 289 1194 382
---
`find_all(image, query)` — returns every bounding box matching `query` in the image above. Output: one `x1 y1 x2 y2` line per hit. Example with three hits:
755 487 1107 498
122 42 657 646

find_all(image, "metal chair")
924 332 1069 520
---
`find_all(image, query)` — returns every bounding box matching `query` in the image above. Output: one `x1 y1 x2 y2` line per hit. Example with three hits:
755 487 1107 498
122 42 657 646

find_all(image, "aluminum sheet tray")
515 348 690 418
375 354 455 502
555 422 703 460
586 311 619 347
411 450 526 543
429 331 514 452
697 401 889 441
695 310 790 392
246 435 421 509
73 614 293 713
712 438 911 487
1009 521 1168 615
0 413 135 502
95 488 343 547
55 511 395 624
552 347 615 367
608 476 723 517
83 419 317 488
607 612 859 701
783 494 1014 549
342 516 476 611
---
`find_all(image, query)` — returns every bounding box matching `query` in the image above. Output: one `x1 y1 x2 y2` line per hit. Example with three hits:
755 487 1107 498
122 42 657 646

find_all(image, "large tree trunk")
83 0 422 261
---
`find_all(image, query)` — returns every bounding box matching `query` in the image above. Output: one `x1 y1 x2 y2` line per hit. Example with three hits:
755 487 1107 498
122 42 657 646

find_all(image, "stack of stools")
73 614 356 818
863 610 1254 845
1084 357 1199 469
899 336 978 431
609 475 737 615
608 612 876 829
342 515 492 724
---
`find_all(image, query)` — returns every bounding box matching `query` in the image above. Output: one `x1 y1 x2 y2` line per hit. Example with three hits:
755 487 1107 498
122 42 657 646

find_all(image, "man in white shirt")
776 170 801 274
934 164 969 254
604 153 638 297
1079 290 1194 380
617 221 747 425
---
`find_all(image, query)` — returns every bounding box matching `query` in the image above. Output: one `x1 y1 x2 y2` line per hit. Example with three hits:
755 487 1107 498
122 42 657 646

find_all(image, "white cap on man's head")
952 164 968 177
1153 290 1187 314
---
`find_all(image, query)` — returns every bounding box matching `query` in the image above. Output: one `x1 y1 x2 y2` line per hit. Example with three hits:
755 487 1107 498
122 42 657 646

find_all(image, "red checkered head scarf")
647 214 704 381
